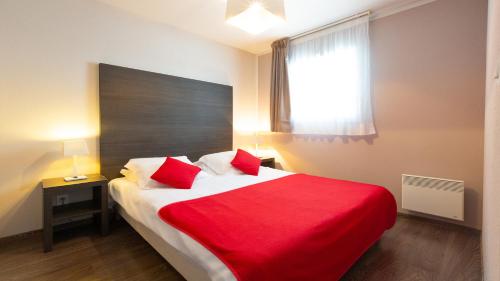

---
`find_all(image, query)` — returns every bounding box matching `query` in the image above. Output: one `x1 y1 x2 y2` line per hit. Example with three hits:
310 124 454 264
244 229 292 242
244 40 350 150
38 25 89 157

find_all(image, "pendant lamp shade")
226 0 286 34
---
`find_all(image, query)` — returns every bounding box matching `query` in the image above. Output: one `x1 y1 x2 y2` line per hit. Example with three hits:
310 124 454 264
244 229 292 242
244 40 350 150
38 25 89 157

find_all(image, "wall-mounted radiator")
402 174 464 221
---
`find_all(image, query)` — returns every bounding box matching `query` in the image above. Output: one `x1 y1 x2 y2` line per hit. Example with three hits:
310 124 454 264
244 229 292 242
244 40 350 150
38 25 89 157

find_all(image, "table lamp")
63 139 89 182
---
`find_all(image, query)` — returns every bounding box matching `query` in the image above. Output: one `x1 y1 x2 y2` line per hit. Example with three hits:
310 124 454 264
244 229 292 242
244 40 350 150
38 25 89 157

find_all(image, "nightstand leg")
100 184 109 235
43 191 53 252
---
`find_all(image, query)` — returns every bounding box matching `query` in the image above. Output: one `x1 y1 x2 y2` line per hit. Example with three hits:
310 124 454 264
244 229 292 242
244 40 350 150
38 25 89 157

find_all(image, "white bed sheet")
109 167 293 281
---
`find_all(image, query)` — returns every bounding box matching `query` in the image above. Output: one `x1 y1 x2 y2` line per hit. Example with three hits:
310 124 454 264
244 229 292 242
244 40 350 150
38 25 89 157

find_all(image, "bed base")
117 205 212 281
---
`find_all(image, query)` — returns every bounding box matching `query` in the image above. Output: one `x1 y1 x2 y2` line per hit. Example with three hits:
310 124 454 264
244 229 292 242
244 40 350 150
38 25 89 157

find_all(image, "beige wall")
483 0 500 279
0 0 257 238
258 0 487 229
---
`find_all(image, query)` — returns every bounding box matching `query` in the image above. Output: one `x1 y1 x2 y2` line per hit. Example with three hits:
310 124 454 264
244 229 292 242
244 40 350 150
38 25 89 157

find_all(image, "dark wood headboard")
99 64 233 180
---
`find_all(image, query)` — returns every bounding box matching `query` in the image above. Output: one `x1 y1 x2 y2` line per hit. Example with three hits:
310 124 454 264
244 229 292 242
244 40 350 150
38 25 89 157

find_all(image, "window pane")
287 16 375 135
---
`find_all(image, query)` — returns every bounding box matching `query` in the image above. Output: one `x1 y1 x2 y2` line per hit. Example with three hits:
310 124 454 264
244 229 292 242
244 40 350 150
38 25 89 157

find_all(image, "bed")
109 167 293 281
99 64 397 281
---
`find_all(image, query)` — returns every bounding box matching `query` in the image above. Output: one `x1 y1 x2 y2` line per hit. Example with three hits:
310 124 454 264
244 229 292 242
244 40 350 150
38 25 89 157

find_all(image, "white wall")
0 0 257 238
483 0 500 279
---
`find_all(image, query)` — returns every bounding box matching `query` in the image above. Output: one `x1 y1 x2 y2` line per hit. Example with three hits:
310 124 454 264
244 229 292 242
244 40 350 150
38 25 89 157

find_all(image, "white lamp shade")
226 0 285 19
226 0 286 34
63 139 89 157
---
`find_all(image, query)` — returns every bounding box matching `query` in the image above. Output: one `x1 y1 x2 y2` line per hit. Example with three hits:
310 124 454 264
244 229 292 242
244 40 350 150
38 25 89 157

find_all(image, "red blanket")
158 174 397 281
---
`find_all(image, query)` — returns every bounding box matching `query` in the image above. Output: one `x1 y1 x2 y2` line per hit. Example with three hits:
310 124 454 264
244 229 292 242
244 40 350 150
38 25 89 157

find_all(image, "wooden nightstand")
260 157 276 169
41 174 108 252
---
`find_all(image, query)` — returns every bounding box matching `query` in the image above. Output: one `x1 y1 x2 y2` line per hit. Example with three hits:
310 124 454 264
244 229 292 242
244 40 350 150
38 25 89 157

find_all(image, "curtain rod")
290 10 371 40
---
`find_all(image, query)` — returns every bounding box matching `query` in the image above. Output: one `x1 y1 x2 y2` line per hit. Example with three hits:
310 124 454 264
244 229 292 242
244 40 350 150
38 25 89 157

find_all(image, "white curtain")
287 16 375 135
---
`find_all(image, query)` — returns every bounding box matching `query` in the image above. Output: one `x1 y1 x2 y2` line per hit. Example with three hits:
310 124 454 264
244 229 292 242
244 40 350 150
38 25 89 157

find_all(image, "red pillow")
150 157 201 189
231 149 261 176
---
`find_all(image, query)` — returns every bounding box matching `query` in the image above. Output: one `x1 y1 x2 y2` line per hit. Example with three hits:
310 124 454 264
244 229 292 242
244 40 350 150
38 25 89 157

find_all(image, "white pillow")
124 156 208 189
193 162 217 175
124 156 191 171
196 151 243 175
120 168 138 182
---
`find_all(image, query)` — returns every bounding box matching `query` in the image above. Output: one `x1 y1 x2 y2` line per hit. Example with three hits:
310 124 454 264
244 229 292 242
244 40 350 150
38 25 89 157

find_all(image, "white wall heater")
402 174 464 221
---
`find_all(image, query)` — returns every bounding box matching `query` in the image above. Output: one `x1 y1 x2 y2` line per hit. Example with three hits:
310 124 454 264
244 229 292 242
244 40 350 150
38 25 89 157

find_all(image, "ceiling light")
226 0 286 35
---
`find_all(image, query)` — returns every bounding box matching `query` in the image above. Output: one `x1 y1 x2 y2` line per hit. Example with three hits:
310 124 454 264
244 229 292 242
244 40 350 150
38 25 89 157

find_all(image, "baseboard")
397 212 481 234
0 229 42 244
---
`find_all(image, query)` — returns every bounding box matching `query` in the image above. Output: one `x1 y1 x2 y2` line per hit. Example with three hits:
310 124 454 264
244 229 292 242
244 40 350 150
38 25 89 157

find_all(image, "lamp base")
64 175 88 182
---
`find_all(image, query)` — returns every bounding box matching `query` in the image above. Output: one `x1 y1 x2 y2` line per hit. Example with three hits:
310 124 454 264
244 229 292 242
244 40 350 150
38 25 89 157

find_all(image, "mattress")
108 167 293 281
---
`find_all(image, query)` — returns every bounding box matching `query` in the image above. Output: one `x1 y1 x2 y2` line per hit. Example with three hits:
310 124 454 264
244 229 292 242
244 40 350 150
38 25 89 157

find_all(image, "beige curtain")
270 38 292 132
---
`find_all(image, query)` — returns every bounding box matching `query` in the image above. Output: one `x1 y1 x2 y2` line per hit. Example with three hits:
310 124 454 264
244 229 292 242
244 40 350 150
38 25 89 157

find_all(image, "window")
287 16 375 135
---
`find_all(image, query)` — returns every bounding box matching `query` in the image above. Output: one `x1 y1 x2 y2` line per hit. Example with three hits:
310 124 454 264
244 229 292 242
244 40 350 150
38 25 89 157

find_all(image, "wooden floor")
0 215 482 281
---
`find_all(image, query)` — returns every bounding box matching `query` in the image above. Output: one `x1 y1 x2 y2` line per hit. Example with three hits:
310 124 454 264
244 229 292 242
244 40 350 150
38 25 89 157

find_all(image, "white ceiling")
96 0 428 54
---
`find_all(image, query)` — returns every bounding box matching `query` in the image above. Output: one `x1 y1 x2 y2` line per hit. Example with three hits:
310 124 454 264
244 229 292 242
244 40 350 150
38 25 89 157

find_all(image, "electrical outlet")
56 194 69 206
